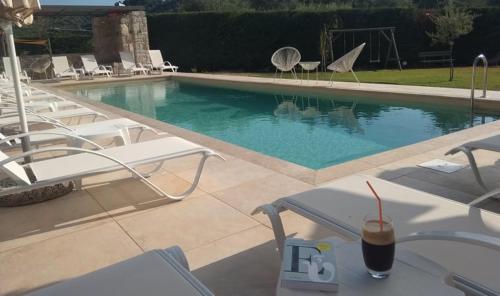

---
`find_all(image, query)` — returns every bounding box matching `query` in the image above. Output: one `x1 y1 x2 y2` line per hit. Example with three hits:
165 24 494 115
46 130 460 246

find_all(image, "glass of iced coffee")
361 214 395 279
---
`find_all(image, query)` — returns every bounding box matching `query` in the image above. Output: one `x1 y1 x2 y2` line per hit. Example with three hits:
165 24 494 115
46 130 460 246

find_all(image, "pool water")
71 80 498 169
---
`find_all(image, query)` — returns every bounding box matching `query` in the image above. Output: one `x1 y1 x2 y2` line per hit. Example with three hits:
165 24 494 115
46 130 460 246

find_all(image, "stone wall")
92 10 150 66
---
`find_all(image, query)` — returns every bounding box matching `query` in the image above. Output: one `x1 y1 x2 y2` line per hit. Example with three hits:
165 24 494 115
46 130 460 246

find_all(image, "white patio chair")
271 47 301 81
328 43 366 85
51 56 79 80
81 54 112 77
148 50 178 72
254 174 500 294
119 51 149 75
2 56 31 84
0 136 223 200
29 56 52 80
24 246 214 296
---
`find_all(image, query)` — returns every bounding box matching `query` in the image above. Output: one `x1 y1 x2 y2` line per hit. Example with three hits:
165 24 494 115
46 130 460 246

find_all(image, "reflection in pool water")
71 80 498 169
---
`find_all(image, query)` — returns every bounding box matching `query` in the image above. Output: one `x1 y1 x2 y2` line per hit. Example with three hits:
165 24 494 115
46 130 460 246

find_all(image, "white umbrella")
0 0 41 161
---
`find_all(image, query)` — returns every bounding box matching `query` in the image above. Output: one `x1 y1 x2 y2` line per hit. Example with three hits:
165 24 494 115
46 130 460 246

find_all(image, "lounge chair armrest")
164 61 175 67
163 246 190 270
97 65 110 72
0 131 104 149
397 231 500 252
0 119 72 131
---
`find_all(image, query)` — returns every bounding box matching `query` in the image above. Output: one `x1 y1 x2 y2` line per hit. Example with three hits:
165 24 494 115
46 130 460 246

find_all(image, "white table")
299 61 321 83
277 238 464 296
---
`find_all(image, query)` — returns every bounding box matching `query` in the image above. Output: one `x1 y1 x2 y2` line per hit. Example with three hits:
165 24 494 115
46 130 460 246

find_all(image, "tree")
426 0 477 79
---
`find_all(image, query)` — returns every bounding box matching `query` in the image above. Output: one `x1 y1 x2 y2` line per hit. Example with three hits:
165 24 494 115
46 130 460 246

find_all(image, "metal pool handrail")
471 54 488 112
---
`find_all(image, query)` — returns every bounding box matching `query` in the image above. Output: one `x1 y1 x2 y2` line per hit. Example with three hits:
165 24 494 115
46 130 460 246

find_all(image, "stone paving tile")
212 173 313 222
190 227 280 296
85 174 204 220
176 158 276 193
116 194 259 251
0 190 110 253
0 222 142 296
186 225 276 270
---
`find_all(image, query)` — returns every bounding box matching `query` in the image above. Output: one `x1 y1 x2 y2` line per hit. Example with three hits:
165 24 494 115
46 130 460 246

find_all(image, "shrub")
148 8 500 71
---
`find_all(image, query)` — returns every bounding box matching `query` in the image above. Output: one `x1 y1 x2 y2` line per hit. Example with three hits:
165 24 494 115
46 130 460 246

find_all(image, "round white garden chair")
271 47 301 81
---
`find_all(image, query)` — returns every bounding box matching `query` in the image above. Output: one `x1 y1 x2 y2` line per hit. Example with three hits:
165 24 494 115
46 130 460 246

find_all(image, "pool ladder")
470 54 488 113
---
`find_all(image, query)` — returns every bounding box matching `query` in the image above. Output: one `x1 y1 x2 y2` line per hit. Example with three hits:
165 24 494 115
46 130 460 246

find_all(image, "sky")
41 0 117 5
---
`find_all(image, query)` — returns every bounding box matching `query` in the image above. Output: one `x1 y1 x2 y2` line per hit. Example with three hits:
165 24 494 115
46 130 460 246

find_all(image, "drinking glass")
361 214 395 279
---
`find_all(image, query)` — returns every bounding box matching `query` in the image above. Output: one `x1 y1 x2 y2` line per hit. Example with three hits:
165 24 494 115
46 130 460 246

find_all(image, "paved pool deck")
1 73 499 295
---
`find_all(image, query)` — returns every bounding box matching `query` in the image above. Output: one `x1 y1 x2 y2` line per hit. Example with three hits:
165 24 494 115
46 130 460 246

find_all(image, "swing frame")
329 27 403 71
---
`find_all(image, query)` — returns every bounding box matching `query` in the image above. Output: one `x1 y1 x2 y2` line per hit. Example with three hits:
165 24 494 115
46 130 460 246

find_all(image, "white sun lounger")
446 134 500 206
52 56 79 80
0 107 107 128
0 118 163 148
254 174 500 294
24 246 214 296
0 136 223 200
119 51 149 75
328 43 366 84
2 56 31 84
0 86 49 98
81 54 112 77
148 50 178 72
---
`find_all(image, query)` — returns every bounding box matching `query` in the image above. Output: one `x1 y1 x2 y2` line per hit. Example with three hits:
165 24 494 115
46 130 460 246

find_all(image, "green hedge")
148 8 500 72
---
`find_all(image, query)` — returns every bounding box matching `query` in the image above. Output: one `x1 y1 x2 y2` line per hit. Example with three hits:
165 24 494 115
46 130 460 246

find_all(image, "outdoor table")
299 61 321 83
277 238 464 296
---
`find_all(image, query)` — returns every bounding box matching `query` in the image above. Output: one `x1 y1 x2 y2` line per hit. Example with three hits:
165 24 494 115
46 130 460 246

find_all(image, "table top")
277 239 464 296
299 61 321 70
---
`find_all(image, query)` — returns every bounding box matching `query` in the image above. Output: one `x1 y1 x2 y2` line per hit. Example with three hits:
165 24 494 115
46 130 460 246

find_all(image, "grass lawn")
235 66 500 90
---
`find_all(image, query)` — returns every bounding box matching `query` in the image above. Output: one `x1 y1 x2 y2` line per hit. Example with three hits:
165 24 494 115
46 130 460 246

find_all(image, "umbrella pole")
4 23 32 163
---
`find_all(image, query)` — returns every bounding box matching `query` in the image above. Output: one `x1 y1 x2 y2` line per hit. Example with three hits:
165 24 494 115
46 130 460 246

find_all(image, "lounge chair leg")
139 151 225 201
469 187 500 207
74 179 82 190
351 70 360 85
274 69 278 82
252 204 287 258
291 68 298 80
446 147 488 192
329 71 335 86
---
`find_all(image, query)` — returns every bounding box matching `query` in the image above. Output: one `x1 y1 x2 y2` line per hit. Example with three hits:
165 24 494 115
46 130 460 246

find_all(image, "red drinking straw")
366 181 384 231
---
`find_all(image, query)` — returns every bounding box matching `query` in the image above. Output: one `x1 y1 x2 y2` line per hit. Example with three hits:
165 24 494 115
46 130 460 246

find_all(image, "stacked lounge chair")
80 54 113 77
119 51 149 75
52 56 79 80
0 82 223 202
147 50 178 72
2 56 31 84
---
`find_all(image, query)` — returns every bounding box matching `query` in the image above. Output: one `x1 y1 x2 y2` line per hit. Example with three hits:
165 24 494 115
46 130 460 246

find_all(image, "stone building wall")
92 10 150 66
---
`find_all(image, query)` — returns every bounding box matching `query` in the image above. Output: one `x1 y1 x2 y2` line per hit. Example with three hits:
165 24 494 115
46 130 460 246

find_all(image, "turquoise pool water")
71 80 498 169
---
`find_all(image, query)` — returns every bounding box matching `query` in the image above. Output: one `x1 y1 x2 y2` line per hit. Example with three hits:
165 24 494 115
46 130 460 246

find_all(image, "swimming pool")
70 79 498 169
